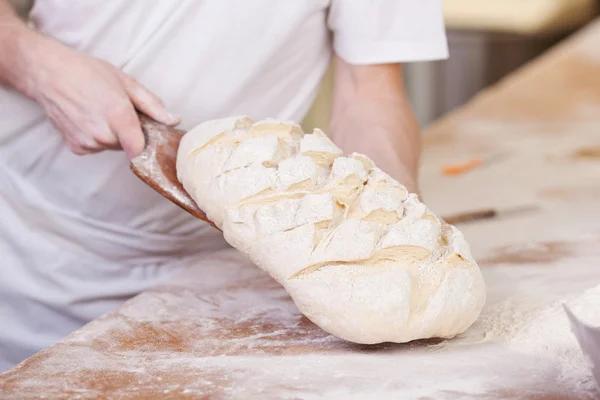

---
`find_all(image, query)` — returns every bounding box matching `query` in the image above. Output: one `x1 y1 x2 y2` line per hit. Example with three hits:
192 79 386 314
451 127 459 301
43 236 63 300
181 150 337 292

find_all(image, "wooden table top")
3 19 600 400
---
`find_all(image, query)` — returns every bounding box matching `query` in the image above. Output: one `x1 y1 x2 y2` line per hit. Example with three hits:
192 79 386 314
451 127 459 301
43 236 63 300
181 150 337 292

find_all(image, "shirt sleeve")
328 0 449 65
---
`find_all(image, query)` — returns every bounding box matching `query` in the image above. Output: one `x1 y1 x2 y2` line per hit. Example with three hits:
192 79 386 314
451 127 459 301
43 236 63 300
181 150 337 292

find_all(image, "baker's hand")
17 31 180 159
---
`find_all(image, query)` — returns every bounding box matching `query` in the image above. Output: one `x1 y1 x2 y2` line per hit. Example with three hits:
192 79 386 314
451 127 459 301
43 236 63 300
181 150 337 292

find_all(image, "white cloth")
0 0 448 371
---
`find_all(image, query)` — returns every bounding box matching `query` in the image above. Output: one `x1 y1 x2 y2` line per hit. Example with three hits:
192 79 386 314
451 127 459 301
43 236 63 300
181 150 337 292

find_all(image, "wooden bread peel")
129 116 528 228
129 114 217 229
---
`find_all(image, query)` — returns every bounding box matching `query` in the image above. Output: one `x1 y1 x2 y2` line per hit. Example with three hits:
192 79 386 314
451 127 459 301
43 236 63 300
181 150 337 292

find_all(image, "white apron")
0 0 447 370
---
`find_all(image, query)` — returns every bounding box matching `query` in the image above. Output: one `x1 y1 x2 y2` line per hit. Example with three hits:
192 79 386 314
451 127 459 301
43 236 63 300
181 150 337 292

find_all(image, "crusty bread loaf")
177 116 486 344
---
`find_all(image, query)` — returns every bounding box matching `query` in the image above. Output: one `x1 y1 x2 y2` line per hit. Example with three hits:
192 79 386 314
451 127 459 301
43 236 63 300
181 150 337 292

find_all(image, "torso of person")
0 0 333 370
0 0 332 246
0 0 448 370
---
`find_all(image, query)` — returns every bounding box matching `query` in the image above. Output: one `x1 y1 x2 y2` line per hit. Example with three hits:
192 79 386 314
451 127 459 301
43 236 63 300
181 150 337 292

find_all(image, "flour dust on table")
485 282 600 394
177 116 486 344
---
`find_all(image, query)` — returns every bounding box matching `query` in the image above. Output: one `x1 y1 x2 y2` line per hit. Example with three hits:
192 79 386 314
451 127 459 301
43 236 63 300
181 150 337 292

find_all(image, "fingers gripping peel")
177 116 486 344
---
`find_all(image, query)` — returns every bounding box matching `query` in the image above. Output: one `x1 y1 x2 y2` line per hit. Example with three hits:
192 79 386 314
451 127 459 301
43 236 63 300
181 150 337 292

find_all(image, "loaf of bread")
177 116 486 344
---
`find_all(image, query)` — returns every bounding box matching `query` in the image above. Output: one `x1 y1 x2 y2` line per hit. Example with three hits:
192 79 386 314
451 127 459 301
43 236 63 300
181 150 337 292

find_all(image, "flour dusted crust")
177 116 486 344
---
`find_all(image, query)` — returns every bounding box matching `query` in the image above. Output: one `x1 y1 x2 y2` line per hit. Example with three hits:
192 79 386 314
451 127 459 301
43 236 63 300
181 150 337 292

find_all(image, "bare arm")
0 0 178 158
330 55 421 194
0 0 30 92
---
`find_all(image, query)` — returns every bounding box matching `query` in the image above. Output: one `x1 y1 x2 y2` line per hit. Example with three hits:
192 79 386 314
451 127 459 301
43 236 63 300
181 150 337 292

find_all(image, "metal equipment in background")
403 30 569 127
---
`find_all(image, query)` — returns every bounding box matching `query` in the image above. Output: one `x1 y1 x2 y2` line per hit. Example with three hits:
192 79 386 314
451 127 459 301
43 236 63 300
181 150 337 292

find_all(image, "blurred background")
10 0 599 131
303 0 599 131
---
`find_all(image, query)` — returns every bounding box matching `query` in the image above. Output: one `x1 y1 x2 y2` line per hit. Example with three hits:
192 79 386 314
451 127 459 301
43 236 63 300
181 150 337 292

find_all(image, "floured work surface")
3 19 600 400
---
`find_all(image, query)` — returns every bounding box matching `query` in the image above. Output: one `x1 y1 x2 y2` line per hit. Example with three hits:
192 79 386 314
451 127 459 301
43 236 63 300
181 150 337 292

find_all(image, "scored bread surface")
177 116 486 344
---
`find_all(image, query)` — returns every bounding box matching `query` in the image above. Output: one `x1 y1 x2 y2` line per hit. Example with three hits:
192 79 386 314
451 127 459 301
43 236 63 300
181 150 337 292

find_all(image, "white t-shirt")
0 0 448 370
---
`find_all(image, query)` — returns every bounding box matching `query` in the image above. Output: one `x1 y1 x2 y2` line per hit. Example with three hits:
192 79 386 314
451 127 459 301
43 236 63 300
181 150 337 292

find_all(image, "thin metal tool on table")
442 205 538 225
129 116 533 227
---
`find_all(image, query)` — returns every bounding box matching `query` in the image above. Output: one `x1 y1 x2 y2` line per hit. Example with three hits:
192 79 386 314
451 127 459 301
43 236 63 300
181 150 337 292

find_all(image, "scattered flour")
2 244 600 399
485 284 600 393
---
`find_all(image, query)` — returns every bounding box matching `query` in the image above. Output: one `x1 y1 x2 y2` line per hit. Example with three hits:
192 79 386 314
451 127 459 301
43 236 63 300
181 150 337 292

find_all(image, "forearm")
0 0 38 96
329 55 421 193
